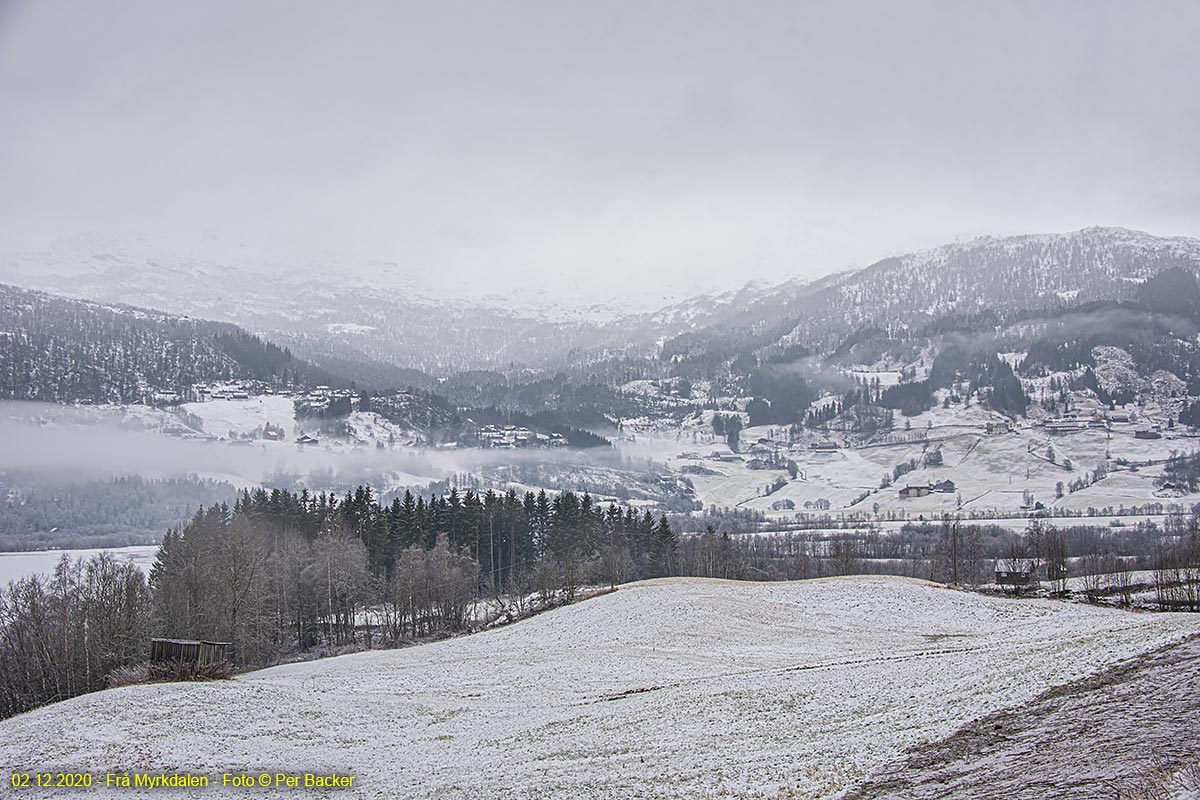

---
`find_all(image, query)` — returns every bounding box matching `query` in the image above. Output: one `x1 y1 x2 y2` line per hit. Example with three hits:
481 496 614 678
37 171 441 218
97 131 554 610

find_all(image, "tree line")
673 509 1200 604
151 486 679 662
0 554 149 718
0 485 679 719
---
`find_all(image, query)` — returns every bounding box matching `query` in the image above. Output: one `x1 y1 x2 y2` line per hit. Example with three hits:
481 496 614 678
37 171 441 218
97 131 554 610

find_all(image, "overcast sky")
2 0 1198 301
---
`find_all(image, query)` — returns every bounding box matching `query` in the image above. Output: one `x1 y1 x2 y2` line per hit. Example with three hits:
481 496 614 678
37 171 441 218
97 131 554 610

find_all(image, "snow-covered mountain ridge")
3 227 1198 376
661 227 1200 362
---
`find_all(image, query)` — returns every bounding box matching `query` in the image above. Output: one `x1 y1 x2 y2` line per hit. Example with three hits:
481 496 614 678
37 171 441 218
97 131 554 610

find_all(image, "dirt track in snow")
844 634 1200 800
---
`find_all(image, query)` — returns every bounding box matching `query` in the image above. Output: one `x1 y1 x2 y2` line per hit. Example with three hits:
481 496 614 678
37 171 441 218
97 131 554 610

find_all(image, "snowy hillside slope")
1 577 1196 799
663 227 1200 360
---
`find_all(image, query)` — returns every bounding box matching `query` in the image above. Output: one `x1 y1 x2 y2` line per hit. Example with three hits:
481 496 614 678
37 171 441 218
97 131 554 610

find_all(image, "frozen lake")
0 545 160 587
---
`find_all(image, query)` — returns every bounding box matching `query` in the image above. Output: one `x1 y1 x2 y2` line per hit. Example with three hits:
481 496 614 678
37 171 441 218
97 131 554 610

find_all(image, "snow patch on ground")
325 322 376 335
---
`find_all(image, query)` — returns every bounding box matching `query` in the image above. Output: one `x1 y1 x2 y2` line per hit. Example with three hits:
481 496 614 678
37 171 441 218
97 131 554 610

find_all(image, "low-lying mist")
0 401 657 496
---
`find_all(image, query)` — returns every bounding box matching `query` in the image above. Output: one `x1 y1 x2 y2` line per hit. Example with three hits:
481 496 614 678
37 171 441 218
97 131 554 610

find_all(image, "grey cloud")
1 0 1198 301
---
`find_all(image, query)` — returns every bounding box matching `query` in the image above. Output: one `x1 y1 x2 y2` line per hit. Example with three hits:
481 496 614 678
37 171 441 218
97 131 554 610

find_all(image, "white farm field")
1 577 1197 799
665 417 1200 520
180 395 298 439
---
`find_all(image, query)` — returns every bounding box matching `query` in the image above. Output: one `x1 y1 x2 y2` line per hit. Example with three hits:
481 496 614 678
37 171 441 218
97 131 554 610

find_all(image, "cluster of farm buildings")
471 424 569 449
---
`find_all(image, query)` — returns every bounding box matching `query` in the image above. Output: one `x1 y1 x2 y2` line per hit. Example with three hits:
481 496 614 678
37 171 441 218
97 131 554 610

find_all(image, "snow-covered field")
2 577 1196 799
641 394 1200 519
180 395 298 439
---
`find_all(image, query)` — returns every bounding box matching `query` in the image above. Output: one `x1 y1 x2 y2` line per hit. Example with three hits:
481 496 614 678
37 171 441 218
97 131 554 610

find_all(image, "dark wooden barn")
149 638 230 665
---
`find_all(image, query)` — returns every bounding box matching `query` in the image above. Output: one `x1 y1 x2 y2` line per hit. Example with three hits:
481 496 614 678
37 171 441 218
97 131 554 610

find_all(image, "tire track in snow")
589 644 989 704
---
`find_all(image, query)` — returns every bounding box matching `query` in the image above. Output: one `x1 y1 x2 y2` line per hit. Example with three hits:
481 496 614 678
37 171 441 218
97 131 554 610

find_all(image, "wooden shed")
994 569 1034 586
150 638 230 665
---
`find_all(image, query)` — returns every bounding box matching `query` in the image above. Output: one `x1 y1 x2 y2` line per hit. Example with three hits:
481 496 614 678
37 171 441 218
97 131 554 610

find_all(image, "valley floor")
1 577 1198 799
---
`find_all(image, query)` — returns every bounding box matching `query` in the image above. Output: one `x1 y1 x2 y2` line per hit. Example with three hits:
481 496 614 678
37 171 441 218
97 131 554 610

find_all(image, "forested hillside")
0 284 337 403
